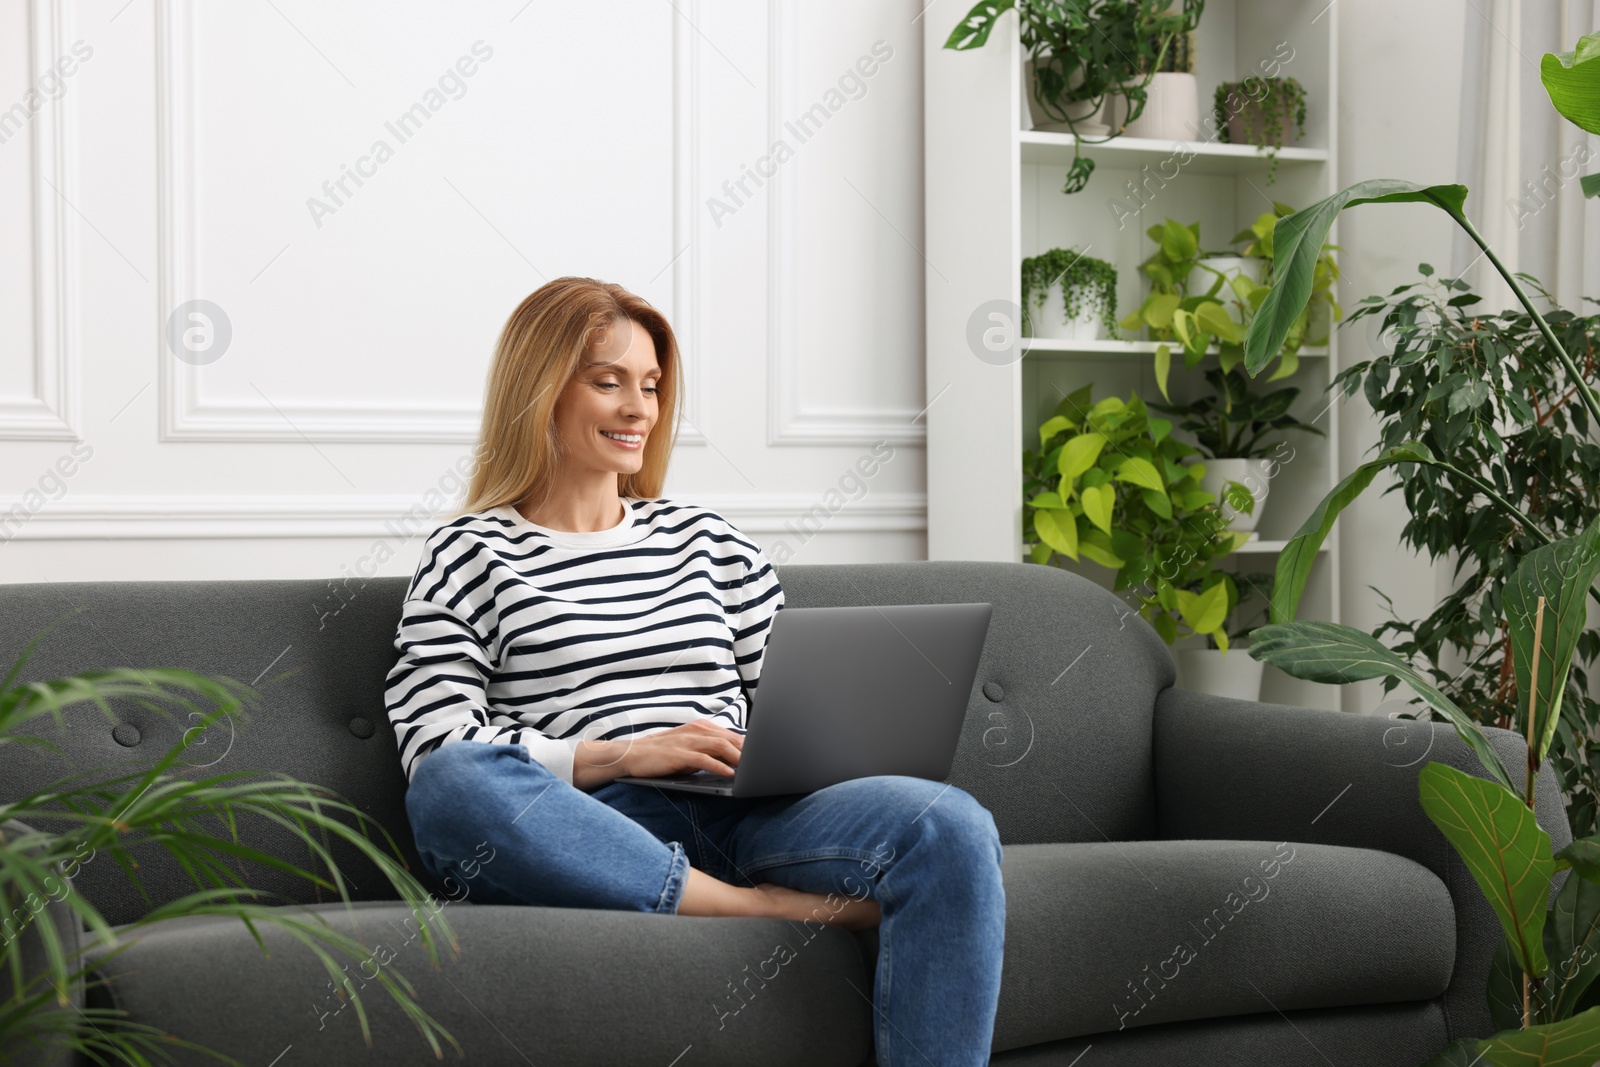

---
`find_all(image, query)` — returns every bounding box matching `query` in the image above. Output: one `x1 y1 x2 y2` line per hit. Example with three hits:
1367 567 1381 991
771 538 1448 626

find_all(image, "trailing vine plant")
1022 247 1119 337
1214 76 1307 184
945 0 1206 193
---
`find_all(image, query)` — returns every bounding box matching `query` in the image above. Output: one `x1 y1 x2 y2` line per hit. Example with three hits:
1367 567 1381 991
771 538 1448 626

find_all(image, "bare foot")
754 881 882 931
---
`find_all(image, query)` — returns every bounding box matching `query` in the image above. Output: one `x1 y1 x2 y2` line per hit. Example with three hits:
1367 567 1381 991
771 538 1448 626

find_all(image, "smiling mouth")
600 429 645 446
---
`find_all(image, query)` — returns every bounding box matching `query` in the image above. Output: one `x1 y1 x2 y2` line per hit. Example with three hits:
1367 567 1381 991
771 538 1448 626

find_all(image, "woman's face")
553 316 660 476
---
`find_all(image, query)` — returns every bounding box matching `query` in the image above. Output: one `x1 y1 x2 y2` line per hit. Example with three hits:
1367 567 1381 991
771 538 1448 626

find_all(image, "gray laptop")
611 602 993 797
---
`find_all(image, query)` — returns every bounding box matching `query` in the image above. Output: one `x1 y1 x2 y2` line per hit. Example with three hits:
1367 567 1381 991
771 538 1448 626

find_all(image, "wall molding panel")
0 492 926 541
155 0 707 445
0 0 81 441
765 0 925 448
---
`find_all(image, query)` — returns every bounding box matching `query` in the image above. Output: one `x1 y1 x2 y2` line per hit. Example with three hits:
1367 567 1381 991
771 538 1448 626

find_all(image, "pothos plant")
1238 29 1600 1064
944 0 1206 193
1021 247 1119 337
1022 384 1252 649
1214 76 1307 184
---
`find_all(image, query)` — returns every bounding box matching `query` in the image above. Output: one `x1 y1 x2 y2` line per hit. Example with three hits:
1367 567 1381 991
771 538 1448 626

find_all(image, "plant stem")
1523 594 1545 1031
1526 595 1545 812
1453 211 1600 432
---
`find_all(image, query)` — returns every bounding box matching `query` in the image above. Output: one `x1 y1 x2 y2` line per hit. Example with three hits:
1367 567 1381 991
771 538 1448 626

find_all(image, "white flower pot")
1027 283 1108 341
1176 647 1265 702
1194 456 1273 533
1185 255 1266 298
1119 72 1200 141
1024 57 1111 136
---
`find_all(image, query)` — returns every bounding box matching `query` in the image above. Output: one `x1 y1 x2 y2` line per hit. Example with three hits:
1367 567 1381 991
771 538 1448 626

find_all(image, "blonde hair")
456 277 680 518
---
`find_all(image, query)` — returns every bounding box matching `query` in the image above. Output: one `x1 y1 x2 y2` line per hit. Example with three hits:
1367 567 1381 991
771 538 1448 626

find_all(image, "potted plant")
1230 204 1341 377
1331 264 1600 837
1119 25 1199 141
1150 366 1326 534
944 0 1206 193
1021 247 1118 340
0 623 460 1063
1213 75 1307 183
1174 569 1275 701
1021 383 1250 656
1119 218 1250 390
1236 31 1600 1060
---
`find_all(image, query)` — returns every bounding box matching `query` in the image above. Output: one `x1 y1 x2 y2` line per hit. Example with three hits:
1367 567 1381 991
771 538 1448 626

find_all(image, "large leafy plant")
1150 366 1325 459
0 614 460 1064
1237 30 1600 1065
1333 266 1600 838
1023 384 1251 648
944 0 1205 193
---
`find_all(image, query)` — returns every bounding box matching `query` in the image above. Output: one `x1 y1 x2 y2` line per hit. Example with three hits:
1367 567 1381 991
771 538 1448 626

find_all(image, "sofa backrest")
0 560 1174 922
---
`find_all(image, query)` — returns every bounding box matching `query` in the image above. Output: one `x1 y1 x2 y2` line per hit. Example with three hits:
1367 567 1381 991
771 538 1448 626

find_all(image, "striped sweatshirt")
382 497 786 789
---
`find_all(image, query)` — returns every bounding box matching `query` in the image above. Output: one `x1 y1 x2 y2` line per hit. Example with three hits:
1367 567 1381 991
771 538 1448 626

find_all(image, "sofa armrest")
1153 686 1571 873
1 818 86 1067
1153 686 1571 1042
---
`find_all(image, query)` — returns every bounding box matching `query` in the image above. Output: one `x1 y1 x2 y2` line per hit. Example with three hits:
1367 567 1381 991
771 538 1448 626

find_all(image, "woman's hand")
572 718 744 791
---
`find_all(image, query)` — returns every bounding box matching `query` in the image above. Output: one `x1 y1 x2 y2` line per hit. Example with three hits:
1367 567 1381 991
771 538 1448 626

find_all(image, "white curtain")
1452 0 1600 313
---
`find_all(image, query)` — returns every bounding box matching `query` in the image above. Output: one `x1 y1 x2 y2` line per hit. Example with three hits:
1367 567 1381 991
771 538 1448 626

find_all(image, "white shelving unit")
924 0 1342 710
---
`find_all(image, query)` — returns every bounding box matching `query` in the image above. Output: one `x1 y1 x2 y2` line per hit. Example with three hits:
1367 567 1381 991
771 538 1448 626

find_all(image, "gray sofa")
1 560 1570 1066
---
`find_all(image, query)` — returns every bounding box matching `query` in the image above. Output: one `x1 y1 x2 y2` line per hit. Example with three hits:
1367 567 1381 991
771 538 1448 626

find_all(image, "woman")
384 277 1005 1065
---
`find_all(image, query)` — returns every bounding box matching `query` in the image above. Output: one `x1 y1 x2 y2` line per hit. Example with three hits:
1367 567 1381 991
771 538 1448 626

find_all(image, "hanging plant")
1021 247 1119 338
1213 76 1307 183
944 0 1206 194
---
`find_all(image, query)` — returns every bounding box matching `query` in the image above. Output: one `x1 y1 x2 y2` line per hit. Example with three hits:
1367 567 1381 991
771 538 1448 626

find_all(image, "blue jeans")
404 741 1006 1067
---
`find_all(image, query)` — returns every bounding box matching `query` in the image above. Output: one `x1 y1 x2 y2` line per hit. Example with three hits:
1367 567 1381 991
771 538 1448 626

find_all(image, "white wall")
1333 0 1474 714
0 0 1519 697
0 0 929 587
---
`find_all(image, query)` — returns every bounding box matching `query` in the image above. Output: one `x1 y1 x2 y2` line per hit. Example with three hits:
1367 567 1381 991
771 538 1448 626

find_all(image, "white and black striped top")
383 497 785 788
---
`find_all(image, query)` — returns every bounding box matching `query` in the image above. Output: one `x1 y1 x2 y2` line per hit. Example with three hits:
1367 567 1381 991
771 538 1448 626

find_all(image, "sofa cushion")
85 900 875 1067
992 839 1455 1053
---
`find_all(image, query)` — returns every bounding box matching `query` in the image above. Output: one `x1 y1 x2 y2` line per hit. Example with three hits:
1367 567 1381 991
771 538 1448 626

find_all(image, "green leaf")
1142 292 1182 330
1140 486 1173 519
1541 32 1600 135
1034 508 1079 561
1418 761 1552 978
1194 301 1242 344
942 0 1017 50
1154 344 1172 401
1448 378 1491 416
1176 581 1229 636
1159 217 1198 262
1545 860 1600 1020
1583 172 1600 198
1038 415 1074 448
1058 432 1108 484
1248 620 1516 792
1270 442 1436 624
1476 1005 1600 1064
1148 416 1172 444
1505 516 1600 766
1114 456 1166 493
1081 483 1115 535
1557 837 1600 883
1243 182 1470 375
1079 529 1125 569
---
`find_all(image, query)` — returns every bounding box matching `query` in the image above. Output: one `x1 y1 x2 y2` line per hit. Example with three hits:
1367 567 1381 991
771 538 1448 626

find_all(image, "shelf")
1022 338 1328 358
1228 538 1329 555
1018 130 1329 176
1017 538 1330 562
